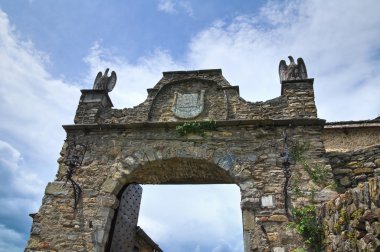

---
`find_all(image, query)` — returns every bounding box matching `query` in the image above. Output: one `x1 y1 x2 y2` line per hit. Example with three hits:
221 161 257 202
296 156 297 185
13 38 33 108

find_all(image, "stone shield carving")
171 90 205 119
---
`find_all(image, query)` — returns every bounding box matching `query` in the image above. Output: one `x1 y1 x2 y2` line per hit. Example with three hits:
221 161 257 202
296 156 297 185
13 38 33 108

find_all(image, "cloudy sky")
0 0 379 251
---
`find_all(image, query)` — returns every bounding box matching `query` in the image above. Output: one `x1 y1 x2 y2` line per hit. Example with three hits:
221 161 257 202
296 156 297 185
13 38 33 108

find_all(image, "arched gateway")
26 60 337 251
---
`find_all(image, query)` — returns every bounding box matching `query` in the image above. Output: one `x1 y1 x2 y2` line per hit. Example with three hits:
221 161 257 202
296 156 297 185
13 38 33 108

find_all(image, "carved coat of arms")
171 90 205 119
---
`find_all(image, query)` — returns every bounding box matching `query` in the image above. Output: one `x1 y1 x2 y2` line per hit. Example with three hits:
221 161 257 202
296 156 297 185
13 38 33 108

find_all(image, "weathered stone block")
218 154 236 171
340 176 352 187
355 174 368 184
241 198 260 210
375 158 380 168
268 214 288 222
98 195 119 209
242 210 255 230
267 232 279 242
333 168 353 175
371 222 380 238
45 181 69 196
30 223 41 235
101 179 120 194
314 188 338 202
273 247 285 252
353 167 374 174
364 162 376 168
67 234 78 240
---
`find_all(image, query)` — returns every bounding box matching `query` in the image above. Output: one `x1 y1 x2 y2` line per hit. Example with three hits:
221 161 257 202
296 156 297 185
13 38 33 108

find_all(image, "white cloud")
211 239 239 252
0 140 43 197
0 140 20 170
178 1 193 16
190 0 380 121
0 9 79 250
0 10 79 174
157 0 193 16
137 185 243 252
84 42 184 108
158 0 176 14
193 245 201 252
187 0 379 121
0 224 25 252
88 0 380 121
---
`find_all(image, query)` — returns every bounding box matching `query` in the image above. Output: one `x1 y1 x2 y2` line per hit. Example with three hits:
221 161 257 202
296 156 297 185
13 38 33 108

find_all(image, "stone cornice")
324 120 380 129
63 118 326 132
162 69 222 76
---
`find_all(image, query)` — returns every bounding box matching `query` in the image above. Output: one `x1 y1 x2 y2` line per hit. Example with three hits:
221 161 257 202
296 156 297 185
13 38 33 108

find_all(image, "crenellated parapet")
74 61 317 125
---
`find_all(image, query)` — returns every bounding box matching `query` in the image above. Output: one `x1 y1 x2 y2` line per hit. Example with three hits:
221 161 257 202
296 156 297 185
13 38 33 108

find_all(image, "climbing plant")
291 141 330 187
175 120 217 136
287 141 330 252
289 205 324 252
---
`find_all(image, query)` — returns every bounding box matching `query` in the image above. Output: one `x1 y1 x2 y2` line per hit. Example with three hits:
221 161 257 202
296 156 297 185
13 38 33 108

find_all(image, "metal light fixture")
64 140 87 210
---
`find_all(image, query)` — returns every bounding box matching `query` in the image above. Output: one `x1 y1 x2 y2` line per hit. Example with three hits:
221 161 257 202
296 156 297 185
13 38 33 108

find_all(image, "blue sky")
0 0 379 251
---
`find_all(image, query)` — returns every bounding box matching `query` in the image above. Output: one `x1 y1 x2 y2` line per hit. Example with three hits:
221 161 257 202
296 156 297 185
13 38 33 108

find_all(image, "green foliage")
347 231 357 248
303 162 330 187
351 208 364 219
291 171 304 197
288 141 334 251
291 141 311 162
175 120 216 136
333 208 349 233
332 179 341 192
310 187 317 203
291 141 330 187
290 205 324 252
292 248 308 252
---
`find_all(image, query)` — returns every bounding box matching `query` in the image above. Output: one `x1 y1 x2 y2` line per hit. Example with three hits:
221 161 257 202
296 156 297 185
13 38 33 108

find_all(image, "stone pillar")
281 79 317 118
242 209 259 252
74 89 113 124
241 194 290 252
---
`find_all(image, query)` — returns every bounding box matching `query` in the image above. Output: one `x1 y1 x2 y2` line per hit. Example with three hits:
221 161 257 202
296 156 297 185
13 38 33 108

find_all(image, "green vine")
291 142 311 162
303 163 330 187
289 205 324 252
175 120 217 136
291 141 330 187
291 171 303 197
291 248 308 252
288 141 330 251
333 208 349 233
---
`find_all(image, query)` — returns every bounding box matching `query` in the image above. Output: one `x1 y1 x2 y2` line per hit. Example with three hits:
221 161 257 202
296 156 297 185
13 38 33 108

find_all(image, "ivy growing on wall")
291 141 330 188
175 120 217 136
289 205 324 252
287 141 332 252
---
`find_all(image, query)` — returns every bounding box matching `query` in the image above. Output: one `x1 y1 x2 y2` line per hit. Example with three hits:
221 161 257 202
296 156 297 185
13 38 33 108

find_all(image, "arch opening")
107 158 243 251
138 184 243 252
123 158 236 185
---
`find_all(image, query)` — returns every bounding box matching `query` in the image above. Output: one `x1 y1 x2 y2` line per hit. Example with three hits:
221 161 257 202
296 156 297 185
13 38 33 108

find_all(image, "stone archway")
123 158 236 184
26 68 336 252
105 157 239 251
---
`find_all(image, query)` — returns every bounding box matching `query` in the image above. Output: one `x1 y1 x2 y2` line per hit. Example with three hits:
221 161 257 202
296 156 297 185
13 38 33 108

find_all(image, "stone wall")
323 121 380 152
26 121 331 251
74 90 113 124
327 145 380 190
320 120 380 251
92 70 317 124
135 227 163 252
319 177 380 251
